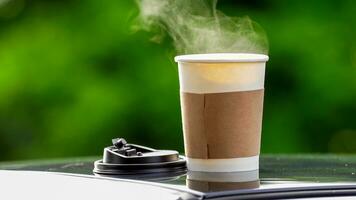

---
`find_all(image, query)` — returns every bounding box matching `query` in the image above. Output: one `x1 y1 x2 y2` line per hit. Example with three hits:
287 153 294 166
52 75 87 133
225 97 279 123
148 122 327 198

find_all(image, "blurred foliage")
0 0 355 161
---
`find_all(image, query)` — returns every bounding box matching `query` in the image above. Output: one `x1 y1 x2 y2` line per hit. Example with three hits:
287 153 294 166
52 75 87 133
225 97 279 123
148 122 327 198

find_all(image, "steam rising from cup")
136 0 269 173
136 0 268 54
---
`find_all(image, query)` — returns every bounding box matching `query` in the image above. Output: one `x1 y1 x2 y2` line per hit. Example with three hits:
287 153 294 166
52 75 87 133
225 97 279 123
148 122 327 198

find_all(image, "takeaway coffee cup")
175 53 269 172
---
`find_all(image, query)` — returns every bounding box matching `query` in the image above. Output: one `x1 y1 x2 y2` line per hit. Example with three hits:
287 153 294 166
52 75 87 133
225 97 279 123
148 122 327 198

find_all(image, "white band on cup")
187 170 259 182
186 155 259 172
178 62 266 94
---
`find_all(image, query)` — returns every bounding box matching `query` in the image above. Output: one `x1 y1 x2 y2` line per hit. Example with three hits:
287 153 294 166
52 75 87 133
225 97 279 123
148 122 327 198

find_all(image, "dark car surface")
2 155 356 199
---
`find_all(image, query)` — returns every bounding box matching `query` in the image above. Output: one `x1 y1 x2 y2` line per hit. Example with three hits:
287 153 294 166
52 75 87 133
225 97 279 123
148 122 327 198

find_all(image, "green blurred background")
0 0 355 161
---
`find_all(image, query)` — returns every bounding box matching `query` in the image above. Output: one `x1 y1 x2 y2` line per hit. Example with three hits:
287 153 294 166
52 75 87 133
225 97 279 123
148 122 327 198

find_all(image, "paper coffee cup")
175 53 269 172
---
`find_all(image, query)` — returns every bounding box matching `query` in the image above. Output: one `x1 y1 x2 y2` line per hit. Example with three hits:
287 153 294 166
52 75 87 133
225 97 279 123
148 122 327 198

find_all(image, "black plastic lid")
93 138 186 176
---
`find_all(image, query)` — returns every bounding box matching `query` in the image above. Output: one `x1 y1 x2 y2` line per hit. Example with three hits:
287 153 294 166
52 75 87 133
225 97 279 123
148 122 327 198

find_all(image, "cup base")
186 155 259 172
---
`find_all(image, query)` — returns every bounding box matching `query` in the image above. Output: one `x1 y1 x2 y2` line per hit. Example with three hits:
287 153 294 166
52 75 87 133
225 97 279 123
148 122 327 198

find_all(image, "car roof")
2 155 356 199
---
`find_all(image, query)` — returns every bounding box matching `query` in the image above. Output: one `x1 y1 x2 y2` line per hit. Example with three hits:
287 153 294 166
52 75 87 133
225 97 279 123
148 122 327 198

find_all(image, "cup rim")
174 53 269 63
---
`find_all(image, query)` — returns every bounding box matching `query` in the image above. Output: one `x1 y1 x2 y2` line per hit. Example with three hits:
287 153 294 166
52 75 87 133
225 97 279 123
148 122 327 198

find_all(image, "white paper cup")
175 53 269 172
